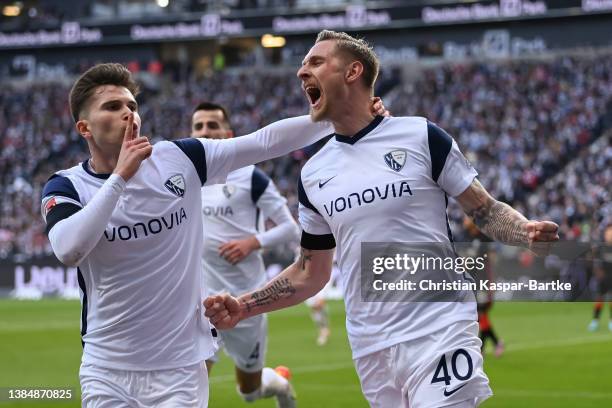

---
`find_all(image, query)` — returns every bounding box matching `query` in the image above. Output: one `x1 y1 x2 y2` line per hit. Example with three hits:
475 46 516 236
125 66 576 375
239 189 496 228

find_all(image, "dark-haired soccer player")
205 31 559 408
41 63 335 407
191 102 298 407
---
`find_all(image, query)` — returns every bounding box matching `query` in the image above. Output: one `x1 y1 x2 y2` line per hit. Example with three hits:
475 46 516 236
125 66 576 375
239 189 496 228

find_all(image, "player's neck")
332 100 375 137
89 152 118 174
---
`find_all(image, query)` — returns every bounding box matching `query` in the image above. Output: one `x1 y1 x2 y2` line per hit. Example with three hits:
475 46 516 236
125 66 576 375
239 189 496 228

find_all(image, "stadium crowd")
385 55 612 243
0 54 610 259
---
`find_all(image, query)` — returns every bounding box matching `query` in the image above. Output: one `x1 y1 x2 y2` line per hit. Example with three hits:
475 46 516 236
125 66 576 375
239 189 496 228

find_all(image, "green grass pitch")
0 300 610 407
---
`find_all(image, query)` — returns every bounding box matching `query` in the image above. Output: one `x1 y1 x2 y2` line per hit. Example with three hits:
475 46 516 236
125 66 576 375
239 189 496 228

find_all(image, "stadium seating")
0 54 610 258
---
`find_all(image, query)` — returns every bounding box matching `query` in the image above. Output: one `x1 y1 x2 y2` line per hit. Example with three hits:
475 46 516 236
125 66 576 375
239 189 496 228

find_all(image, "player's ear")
76 119 92 140
345 61 364 84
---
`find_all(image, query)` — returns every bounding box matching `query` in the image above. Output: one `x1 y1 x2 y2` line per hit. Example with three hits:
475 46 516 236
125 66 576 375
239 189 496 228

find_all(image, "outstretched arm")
204 247 334 329
201 98 388 185
456 178 559 248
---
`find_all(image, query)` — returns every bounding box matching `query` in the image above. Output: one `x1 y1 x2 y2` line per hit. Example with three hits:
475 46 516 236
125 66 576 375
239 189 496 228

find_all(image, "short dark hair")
315 30 379 90
193 102 232 126
69 63 139 123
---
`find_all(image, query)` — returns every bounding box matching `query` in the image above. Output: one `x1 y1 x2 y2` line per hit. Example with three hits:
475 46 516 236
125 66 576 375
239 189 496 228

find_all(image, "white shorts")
354 320 492 408
208 314 267 373
80 361 209 408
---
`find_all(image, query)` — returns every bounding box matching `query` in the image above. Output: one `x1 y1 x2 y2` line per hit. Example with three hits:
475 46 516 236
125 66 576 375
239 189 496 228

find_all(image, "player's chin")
309 105 326 122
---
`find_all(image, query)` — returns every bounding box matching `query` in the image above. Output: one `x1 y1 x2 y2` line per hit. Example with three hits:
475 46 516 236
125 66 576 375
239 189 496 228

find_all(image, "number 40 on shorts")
431 349 474 386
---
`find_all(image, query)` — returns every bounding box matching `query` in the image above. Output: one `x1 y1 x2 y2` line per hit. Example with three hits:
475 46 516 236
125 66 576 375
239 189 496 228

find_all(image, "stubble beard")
310 102 328 123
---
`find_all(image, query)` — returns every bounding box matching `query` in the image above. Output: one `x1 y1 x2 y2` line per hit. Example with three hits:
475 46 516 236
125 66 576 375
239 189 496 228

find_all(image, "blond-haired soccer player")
205 31 559 408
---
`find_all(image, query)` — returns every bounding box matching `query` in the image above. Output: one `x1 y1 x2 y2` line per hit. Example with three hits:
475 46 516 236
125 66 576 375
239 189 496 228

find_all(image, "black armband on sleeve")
45 203 82 234
300 231 336 250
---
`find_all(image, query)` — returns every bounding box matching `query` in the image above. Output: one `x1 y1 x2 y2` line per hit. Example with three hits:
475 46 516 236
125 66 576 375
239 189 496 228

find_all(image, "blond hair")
316 30 379 89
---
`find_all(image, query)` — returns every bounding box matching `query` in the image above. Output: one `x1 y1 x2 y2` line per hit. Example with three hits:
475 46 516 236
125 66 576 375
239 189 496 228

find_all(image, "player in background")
191 102 298 407
205 31 559 408
305 287 331 346
304 251 342 346
40 62 340 407
463 218 505 357
588 223 612 331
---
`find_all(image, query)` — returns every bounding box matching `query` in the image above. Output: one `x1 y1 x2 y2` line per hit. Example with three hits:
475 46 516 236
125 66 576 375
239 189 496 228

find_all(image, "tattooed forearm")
243 278 297 313
469 201 529 244
299 248 313 270
461 179 529 245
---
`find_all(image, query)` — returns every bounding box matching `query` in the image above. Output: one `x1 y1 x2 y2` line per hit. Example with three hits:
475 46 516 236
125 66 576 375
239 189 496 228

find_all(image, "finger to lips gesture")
114 113 153 181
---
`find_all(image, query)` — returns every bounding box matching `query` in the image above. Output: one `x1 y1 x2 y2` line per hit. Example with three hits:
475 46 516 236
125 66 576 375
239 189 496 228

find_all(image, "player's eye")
207 122 220 130
194 123 204 131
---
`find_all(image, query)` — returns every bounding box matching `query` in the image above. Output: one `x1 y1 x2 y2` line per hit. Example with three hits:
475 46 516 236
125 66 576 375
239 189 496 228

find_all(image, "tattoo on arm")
299 248 313 271
464 180 529 245
244 278 297 313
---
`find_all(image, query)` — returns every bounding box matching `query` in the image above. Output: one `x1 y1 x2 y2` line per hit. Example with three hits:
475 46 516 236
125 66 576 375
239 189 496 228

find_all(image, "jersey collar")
334 115 384 145
82 160 111 179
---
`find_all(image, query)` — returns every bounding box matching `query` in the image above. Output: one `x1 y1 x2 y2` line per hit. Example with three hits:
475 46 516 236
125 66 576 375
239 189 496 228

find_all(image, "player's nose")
121 105 133 121
297 65 309 80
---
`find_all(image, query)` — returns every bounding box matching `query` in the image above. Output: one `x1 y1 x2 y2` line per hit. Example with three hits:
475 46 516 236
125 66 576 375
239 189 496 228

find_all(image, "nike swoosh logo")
443 383 466 397
318 176 336 189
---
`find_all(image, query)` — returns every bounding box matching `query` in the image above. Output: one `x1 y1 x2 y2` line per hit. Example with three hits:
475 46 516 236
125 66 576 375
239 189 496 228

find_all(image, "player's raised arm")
199 98 387 186
456 178 560 251
204 247 334 330
199 116 333 185
43 113 152 266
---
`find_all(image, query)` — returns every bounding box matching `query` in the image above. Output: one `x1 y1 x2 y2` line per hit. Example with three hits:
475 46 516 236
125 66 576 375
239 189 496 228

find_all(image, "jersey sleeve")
252 168 285 218
171 138 208 185
427 121 478 197
192 116 334 186
41 175 83 233
297 176 336 250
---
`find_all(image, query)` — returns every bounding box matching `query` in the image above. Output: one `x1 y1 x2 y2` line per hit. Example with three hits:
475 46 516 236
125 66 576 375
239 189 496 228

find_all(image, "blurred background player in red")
588 223 612 332
464 217 505 357
476 295 504 357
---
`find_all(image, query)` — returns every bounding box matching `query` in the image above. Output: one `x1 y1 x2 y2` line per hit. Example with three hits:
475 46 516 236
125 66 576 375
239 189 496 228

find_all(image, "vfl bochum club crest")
384 149 407 172
222 185 236 199
165 174 186 197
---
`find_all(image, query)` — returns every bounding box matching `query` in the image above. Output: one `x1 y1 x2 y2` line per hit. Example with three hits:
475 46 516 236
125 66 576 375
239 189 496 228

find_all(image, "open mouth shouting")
304 84 323 110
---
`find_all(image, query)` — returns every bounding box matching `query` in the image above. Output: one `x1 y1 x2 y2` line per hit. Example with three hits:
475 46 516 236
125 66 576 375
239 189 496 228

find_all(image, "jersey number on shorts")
249 342 260 361
431 349 473 386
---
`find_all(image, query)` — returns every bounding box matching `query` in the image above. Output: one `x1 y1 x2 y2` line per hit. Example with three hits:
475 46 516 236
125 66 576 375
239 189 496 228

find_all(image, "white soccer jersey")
40 116 332 371
298 115 479 359
201 165 289 295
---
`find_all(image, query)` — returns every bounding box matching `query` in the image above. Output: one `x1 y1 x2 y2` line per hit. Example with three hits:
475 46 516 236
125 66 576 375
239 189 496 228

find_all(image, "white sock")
260 367 289 398
312 308 329 328
238 386 262 402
